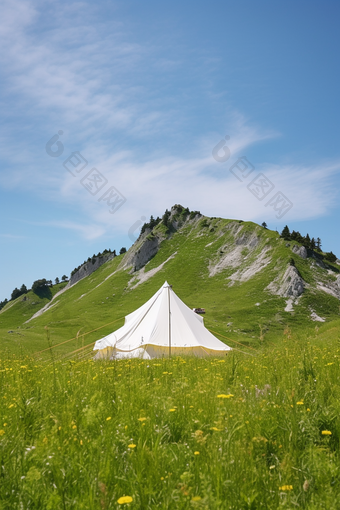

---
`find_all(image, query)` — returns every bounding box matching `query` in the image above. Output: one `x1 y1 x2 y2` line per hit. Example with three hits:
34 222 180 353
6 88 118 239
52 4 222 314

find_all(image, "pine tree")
280 225 290 240
303 233 311 249
55 277 60 284
316 237 322 252
295 231 303 243
20 284 27 294
261 222 268 229
11 287 21 300
325 251 337 263
310 238 316 251
162 209 171 227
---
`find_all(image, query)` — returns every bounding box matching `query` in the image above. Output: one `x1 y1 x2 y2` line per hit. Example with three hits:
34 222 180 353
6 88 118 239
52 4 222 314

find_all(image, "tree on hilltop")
280 225 290 240
11 287 21 300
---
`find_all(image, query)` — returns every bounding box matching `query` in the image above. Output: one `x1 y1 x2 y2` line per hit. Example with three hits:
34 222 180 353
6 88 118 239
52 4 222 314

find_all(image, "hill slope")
1 205 339 355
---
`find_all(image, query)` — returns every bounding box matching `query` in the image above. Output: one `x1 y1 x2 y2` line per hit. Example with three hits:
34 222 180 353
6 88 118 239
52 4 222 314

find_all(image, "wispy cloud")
0 233 27 240
21 218 106 240
1 0 339 242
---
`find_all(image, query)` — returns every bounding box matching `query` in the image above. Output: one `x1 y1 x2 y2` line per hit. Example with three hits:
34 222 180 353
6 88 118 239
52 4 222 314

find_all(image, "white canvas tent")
93 281 231 359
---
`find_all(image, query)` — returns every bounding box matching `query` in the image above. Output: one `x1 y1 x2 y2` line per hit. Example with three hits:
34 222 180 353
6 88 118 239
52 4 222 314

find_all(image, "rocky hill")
1 204 339 354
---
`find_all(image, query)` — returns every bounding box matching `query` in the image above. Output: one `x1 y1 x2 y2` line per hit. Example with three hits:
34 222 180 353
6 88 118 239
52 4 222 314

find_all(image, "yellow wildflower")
106 417 111 421
128 444 136 449
117 496 133 504
192 496 201 501
279 485 293 491
296 401 304 405
138 417 147 422
194 451 200 455
169 409 176 412
322 430 332 435
217 394 234 399
0 430 5 436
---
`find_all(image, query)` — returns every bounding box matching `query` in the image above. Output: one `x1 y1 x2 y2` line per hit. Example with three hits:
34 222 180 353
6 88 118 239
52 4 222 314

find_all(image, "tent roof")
93 281 231 357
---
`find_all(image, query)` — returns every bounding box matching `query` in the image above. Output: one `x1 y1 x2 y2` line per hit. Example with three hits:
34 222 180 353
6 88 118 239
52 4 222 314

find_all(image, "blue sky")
1 0 339 301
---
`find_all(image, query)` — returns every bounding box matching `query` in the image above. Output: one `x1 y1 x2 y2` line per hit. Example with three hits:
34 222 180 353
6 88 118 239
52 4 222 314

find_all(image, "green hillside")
1 206 339 357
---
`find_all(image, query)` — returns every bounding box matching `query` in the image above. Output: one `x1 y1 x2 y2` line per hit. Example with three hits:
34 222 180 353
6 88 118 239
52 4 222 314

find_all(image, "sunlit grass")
1 333 340 509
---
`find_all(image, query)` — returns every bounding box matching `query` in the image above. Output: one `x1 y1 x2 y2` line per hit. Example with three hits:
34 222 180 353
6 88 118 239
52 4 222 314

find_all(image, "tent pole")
168 285 171 358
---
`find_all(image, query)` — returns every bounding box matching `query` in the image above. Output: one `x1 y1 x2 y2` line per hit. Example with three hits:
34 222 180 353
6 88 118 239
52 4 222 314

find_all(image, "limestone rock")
70 252 116 286
266 265 305 298
292 245 307 259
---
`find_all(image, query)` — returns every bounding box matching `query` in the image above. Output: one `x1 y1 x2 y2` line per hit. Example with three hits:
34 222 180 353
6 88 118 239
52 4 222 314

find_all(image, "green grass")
1 329 340 509
0 218 339 357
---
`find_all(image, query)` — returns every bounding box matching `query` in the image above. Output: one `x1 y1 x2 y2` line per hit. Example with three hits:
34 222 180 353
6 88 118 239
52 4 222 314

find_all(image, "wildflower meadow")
1 333 340 509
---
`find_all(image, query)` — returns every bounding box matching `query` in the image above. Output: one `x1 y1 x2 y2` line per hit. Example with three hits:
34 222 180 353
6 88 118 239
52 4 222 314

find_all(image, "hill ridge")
1 204 340 354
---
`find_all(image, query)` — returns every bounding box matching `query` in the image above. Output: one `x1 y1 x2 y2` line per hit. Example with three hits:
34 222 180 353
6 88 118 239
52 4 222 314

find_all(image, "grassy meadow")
1 215 340 508
1 330 340 509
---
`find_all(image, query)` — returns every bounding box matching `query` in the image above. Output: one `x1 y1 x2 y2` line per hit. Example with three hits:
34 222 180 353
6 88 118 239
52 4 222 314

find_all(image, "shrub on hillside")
325 251 337 263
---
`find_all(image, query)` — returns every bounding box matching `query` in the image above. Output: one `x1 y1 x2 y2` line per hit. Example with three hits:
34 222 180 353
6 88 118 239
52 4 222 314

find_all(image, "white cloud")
0 0 339 242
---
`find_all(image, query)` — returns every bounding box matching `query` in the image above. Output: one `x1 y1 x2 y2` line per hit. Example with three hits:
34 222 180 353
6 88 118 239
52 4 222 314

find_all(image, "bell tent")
93 281 231 359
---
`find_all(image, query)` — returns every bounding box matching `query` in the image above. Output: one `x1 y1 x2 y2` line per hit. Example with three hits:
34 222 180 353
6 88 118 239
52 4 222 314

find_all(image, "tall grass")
1 334 340 508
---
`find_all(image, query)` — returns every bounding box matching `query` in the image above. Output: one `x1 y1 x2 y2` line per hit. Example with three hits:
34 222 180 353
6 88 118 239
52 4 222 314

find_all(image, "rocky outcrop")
121 205 201 272
266 265 305 298
69 252 116 286
316 280 340 299
292 245 307 259
209 231 261 277
227 247 272 285
122 234 160 272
